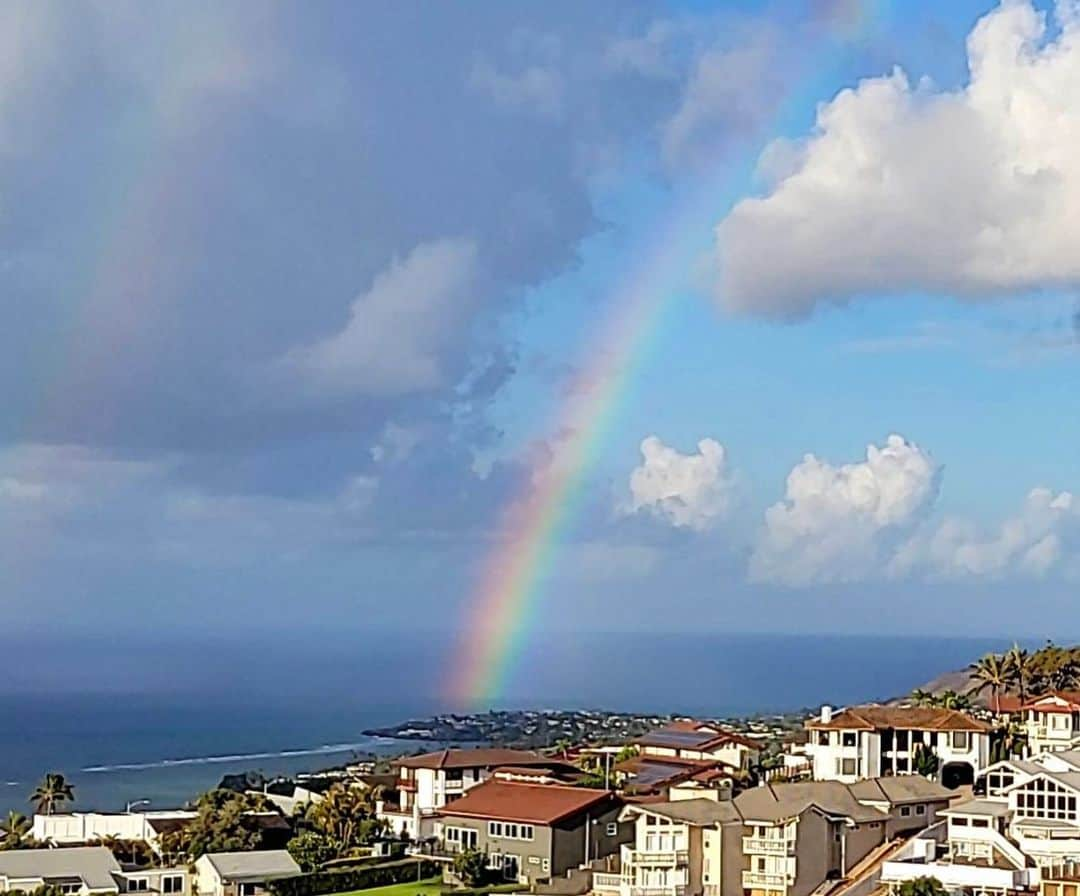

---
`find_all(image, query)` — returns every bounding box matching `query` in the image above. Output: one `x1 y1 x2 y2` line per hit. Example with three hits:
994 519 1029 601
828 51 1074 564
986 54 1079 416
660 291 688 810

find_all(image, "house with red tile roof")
635 721 762 772
433 780 631 885
376 748 562 840
805 704 991 789
1021 693 1080 754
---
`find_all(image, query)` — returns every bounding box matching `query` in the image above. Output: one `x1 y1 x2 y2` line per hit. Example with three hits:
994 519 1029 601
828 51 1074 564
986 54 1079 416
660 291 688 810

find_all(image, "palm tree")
1008 644 1033 704
934 690 971 711
909 689 934 707
968 652 1012 714
0 810 31 849
31 774 74 816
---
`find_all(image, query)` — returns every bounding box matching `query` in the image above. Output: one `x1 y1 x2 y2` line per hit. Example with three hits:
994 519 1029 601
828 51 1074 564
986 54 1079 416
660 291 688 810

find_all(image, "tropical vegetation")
897 876 949 896
0 811 32 850
30 774 74 816
160 789 275 861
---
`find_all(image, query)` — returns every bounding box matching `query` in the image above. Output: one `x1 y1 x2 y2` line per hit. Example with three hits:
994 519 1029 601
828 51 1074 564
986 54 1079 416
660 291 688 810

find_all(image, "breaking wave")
81 740 376 774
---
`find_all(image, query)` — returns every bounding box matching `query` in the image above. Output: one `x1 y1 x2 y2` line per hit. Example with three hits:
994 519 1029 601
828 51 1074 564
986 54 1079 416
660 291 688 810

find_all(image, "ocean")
0 632 1017 815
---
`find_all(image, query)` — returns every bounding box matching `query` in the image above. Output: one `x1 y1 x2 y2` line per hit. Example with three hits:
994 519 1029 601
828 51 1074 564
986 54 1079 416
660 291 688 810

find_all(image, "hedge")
267 858 441 896
440 885 524 896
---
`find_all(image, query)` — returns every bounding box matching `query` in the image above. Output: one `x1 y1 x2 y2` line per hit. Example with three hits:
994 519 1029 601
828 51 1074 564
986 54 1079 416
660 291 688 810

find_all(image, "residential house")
32 812 198 856
596 777 952 896
805 705 991 788
0 846 189 896
882 748 1080 896
378 748 564 839
615 755 736 800
1023 695 1080 755
636 722 761 773
1041 861 1080 896
192 851 300 896
595 798 743 896
432 780 630 885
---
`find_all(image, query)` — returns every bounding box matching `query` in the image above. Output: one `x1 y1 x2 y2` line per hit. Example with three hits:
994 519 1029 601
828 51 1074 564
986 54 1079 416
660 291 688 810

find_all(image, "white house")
193 851 299 896
377 748 560 839
805 705 991 788
1022 694 1080 755
32 811 198 855
0 846 189 896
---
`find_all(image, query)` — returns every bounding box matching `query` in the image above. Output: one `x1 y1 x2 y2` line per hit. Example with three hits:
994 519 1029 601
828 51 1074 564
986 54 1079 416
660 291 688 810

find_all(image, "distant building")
636 721 762 773
377 747 568 839
193 851 300 896
0 845 190 896
432 780 630 885
805 704 991 787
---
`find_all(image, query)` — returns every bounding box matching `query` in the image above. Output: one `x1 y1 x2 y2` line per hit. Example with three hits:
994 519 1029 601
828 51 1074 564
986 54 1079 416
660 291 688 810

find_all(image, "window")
972 818 989 828
818 732 829 746
950 732 971 751
239 885 259 896
916 805 926 815
606 823 618 836
60 886 80 895
163 877 184 895
900 806 911 817
896 757 909 773
128 880 149 892
488 821 533 841
842 732 857 747
840 758 857 776
952 817 968 826
896 731 909 750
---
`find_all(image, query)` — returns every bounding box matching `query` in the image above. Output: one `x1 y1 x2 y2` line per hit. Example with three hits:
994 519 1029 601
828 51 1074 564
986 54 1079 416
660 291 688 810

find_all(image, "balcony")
742 870 790 890
743 837 795 856
591 877 686 896
443 779 465 791
621 848 689 867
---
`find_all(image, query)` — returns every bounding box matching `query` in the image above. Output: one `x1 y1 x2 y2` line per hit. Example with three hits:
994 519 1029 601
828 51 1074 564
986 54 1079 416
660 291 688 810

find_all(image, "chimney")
820 705 833 724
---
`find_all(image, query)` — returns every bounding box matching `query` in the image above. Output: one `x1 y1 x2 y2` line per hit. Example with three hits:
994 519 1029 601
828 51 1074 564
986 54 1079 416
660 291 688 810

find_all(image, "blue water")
0 632 1018 815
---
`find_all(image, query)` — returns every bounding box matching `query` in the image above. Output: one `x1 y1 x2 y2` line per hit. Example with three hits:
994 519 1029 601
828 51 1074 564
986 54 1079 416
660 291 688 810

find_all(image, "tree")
0 811 31 850
160 789 272 861
31 774 74 816
286 831 338 872
305 784 386 855
909 690 934 708
897 876 949 896
453 848 489 887
967 652 1012 714
913 745 940 780
933 690 970 711
1007 644 1033 704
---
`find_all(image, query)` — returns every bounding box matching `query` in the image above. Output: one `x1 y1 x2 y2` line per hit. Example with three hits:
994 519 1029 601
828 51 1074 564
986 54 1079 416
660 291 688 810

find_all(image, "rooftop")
734 781 889 825
624 798 740 827
397 748 552 771
807 705 989 733
848 776 953 805
942 799 1011 818
0 846 121 891
201 851 301 882
637 721 761 752
437 780 615 825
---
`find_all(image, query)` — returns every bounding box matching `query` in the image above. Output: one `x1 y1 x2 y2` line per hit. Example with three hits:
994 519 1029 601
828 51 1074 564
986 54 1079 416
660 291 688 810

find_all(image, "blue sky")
2 0 1080 652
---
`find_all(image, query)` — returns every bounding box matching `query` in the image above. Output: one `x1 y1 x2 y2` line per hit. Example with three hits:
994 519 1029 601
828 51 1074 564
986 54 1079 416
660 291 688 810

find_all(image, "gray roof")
734 781 888 824
0 846 120 891
942 799 1011 818
848 776 953 805
630 799 741 826
202 851 301 882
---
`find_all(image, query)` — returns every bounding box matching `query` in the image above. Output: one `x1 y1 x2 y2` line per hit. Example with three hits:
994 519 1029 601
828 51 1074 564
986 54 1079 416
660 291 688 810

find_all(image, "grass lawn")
330 877 444 896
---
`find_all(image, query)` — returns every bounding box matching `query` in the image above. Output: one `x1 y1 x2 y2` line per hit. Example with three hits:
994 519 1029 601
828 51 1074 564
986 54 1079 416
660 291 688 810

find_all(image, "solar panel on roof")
642 731 715 748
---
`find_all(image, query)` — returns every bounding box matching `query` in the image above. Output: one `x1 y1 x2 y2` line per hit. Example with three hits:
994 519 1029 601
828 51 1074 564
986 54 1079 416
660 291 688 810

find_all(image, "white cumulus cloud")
626 435 736 530
750 434 940 585
717 0 1080 316
892 487 1080 581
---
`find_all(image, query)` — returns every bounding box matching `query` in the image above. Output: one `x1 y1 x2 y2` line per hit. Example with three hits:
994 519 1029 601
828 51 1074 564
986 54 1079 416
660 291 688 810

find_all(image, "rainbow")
446 1 893 706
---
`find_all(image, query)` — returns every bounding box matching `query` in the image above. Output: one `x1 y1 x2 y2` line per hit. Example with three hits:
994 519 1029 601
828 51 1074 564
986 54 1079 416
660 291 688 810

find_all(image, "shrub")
267 858 440 896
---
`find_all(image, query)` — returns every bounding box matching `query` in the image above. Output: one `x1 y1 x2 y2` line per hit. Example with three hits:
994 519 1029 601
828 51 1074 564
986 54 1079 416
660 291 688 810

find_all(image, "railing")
622 850 689 866
742 870 790 889
591 877 686 896
593 873 627 892
743 837 796 856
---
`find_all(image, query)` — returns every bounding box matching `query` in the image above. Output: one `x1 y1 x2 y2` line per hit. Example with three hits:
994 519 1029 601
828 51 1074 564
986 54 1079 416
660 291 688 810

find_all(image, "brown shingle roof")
437 780 616 825
806 705 989 733
396 748 551 770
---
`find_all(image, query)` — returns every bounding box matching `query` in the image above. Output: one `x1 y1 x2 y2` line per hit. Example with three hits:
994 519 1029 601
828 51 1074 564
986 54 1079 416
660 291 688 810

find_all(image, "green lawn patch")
329 877 444 896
